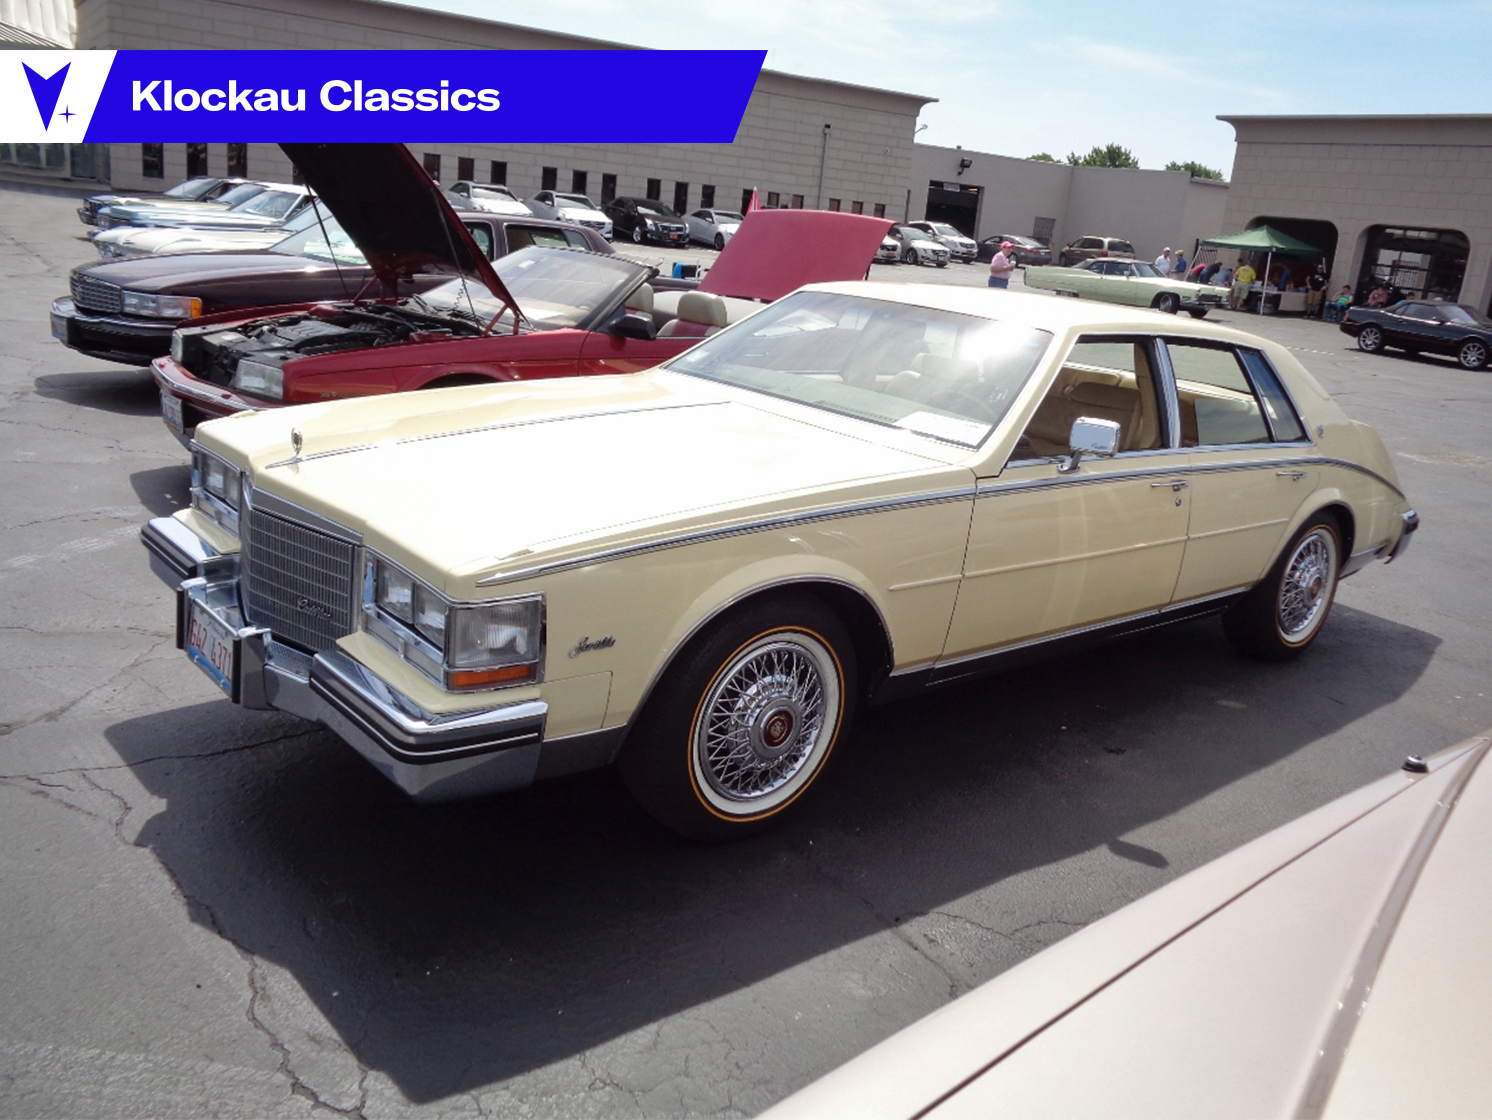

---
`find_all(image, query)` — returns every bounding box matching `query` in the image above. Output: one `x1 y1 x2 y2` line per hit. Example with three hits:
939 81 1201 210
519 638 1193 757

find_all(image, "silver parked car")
909 220 977 263
884 225 949 267
523 190 613 239
766 730 1492 1118
685 207 745 250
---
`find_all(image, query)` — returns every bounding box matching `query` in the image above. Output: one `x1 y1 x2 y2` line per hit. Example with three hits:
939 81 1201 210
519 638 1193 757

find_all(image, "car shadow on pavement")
129 465 191 517
103 606 1437 1103
32 367 157 417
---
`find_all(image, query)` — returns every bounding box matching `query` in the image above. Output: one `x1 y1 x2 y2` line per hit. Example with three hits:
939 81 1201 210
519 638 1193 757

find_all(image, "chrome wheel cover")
1358 326 1381 351
1277 529 1337 641
692 632 841 816
1461 340 1487 368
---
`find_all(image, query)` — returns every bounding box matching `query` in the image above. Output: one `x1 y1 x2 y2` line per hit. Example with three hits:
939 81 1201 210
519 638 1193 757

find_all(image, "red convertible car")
153 142 891 440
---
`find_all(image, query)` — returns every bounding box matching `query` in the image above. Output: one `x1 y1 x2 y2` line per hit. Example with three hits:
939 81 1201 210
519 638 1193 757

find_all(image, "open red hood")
699 210 893 302
279 143 518 316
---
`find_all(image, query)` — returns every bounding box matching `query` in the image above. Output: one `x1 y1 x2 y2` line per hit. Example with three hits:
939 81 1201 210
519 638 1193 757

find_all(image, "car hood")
107 227 288 254
699 210 892 302
764 733 1492 1119
279 143 517 313
198 369 962 596
557 206 607 222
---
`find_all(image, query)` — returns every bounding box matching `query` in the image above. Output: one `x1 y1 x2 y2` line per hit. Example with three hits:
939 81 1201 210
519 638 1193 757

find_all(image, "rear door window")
1165 341 1272 446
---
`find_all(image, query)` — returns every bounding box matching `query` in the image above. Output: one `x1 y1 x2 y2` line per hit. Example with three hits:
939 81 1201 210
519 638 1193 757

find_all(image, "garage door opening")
1355 225 1469 303
1248 217 1338 275
925 181 981 238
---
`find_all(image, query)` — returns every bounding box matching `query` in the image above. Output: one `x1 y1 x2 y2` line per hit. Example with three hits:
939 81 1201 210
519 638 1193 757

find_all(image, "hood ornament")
290 428 303 456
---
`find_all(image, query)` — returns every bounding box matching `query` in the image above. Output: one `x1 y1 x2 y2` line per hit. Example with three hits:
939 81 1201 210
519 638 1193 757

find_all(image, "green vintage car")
1024 258 1230 318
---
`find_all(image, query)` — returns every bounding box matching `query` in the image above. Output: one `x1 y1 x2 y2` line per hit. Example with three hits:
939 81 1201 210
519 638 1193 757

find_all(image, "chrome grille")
70 273 122 314
244 508 358 653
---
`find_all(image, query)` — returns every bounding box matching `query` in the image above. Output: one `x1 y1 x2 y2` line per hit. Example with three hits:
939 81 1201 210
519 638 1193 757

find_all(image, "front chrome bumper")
143 516 549 802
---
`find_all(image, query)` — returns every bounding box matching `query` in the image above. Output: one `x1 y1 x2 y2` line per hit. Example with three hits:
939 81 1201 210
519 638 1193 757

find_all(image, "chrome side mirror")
1058 416 1121 474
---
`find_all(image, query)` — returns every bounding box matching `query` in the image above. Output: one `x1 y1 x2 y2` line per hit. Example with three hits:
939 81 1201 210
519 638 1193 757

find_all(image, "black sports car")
1340 299 1492 370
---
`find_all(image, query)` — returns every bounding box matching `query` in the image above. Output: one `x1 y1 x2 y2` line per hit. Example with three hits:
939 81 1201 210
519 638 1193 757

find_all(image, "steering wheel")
925 388 1000 423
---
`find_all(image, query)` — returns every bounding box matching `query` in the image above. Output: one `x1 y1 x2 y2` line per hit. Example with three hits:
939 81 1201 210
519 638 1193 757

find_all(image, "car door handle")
1151 479 1189 491
1276 469 1307 481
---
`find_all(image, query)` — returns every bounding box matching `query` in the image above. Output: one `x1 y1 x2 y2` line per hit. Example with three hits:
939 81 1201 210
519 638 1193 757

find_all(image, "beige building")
64 0 932 224
1221 114 1492 311
911 143 1229 263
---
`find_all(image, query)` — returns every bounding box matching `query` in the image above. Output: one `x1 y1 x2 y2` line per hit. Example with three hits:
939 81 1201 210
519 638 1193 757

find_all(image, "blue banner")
3 50 766 143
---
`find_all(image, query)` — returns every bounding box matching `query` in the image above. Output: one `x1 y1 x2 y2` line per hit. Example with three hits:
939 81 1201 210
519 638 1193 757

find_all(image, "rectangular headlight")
231 359 284 400
365 556 543 691
190 446 242 534
122 291 202 319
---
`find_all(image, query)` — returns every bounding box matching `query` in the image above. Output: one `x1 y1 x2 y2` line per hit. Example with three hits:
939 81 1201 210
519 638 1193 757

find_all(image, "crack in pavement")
0 726 324 783
0 634 172 738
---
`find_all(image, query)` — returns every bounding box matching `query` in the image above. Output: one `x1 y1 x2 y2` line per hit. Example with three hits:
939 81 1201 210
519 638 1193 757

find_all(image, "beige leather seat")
625 282 654 315
657 291 729 338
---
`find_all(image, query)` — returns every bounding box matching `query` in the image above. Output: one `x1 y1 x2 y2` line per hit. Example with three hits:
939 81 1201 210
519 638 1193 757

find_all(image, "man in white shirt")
1154 248 1172 273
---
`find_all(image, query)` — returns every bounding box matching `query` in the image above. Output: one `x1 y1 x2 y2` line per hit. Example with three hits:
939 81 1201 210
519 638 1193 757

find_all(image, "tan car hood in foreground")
198 371 964 596
764 733 1492 1119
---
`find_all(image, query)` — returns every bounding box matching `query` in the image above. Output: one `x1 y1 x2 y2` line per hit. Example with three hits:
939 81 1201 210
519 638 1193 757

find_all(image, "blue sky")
400 0 1492 178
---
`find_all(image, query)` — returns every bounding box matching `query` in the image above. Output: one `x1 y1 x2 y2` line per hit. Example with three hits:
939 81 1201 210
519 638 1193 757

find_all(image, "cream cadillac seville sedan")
141 284 1418 839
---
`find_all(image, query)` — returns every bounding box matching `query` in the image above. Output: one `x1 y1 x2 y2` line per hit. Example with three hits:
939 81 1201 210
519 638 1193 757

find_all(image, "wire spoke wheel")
1276 528 1338 643
692 632 841 816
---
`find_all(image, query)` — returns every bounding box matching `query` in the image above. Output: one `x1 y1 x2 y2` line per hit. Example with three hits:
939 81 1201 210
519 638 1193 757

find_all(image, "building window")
646 178 662 201
457 156 474 182
141 143 164 179
701 184 715 209
741 188 754 212
185 143 207 178
422 152 441 182
766 191 780 207
571 169 588 195
601 173 617 204
851 200 863 215
541 166 557 191
489 160 507 185
873 203 886 218
226 143 247 178
290 163 304 185
827 198 841 212
673 181 689 214
791 194 804 209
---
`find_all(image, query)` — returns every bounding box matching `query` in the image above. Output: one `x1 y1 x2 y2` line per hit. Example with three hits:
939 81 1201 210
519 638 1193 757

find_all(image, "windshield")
555 193 598 209
420 246 646 331
166 179 216 200
210 184 265 208
930 224 963 238
236 191 303 218
269 216 366 265
714 211 745 223
1440 304 1492 326
467 184 517 201
666 291 1051 448
637 200 679 218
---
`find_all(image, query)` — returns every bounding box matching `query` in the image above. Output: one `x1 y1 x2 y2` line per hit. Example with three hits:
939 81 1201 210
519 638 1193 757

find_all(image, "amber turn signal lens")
448 663 535 689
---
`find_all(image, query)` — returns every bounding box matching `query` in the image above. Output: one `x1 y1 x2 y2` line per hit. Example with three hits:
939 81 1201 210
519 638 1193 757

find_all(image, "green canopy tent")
1202 225 1325 315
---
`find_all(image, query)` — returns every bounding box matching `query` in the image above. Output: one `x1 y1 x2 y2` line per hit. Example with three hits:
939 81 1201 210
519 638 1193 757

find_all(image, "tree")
1028 152 1057 163
1065 144 1140 169
1165 160 1224 180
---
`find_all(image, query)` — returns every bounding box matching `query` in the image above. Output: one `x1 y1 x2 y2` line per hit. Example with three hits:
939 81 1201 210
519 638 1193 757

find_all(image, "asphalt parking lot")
2 182 1490 1118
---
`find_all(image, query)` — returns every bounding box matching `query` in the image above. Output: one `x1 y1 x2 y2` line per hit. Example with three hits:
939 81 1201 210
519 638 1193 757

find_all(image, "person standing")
1305 266 1327 317
1231 257 1256 310
988 241 1016 288
1171 251 1188 278
1154 247 1172 273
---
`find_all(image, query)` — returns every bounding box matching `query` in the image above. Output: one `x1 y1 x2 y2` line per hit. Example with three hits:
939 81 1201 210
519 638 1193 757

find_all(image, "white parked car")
524 190 613 239
909 220 978 263
685 208 745 250
446 181 532 218
766 731 1490 1118
92 202 333 259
